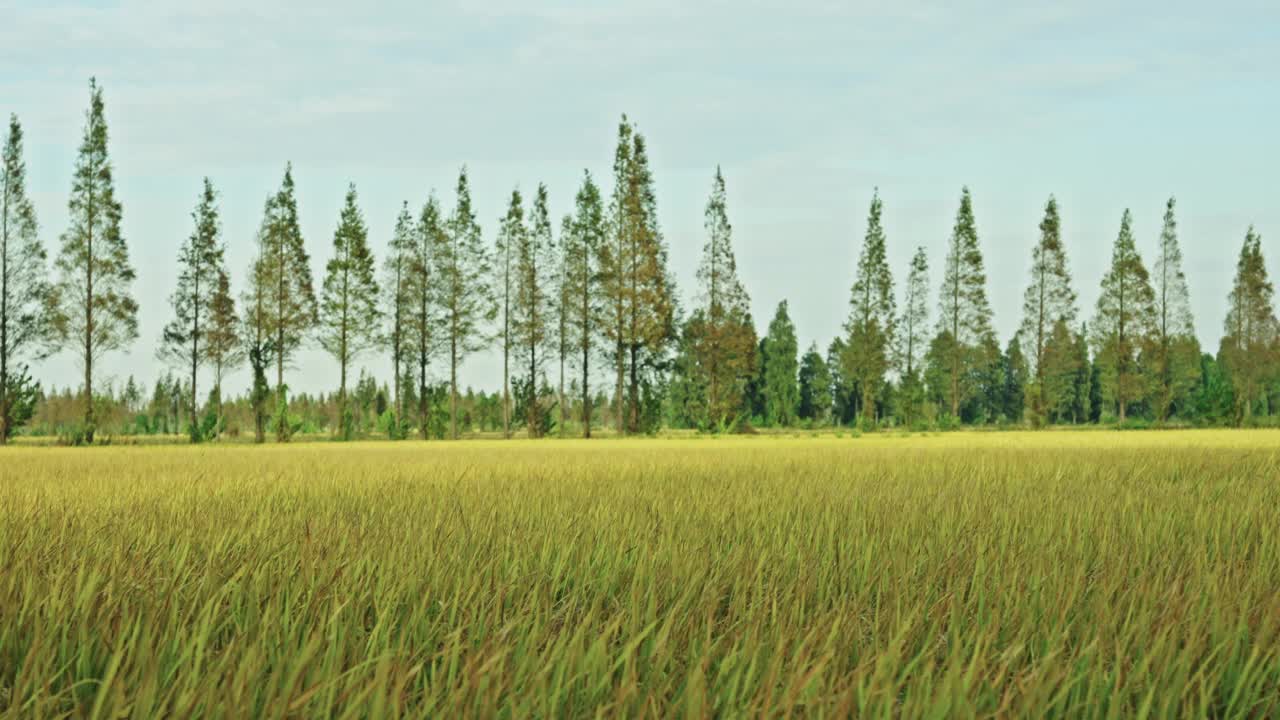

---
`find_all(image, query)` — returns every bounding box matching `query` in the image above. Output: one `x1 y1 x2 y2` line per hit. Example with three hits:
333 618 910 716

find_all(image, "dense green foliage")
250 164 317 442
319 185 381 440
1020 196 1078 426
1149 198 1200 420
684 168 756 430
561 172 606 438
435 168 494 439
159 178 227 441
1222 227 1278 422
1 114 51 443
1091 210 1157 423
843 191 896 425
49 78 138 443
513 184 558 437
760 302 799 427
935 187 996 419
600 118 675 435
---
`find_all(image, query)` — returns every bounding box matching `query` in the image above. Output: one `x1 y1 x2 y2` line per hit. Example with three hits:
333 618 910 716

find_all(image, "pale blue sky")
3 0 1278 396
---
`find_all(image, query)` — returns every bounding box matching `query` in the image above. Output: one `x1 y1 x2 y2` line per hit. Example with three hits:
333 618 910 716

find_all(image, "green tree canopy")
762 301 799 427
1090 209 1156 423
51 78 138 442
843 190 896 426
319 184 381 439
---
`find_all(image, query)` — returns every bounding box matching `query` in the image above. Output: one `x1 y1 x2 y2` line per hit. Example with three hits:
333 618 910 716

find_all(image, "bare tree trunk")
628 343 639 433
391 347 400 439
528 345 537 437
84 288 94 440
615 339 624 435
450 335 459 440
339 353 347 440
190 342 198 439
1 344 7 444
418 364 427 441
502 330 510 439
190 294 199 440
582 332 592 439
84 198 95 443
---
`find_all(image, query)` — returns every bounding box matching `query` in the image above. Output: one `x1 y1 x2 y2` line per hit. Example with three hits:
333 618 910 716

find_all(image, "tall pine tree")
319 184 381 440
203 269 241 439
513 183 557 436
382 202 415 437
159 178 224 441
555 213 573 437
1221 227 1277 422
51 78 138 442
409 195 445 439
494 189 524 437
601 120 634 435
797 343 832 424
688 167 755 428
843 190 896 426
1148 197 1200 421
252 163 317 441
1 114 52 443
242 229 273 443
1019 195 1077 425
762 301 798 426
1090 209 1156 423
434 167 494 439
600 117 675 434
896 246 930 425
562 171 606 438
935 187 995 418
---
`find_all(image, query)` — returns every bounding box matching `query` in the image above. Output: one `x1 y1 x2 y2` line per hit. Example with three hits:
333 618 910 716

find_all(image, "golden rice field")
2 431 1280 717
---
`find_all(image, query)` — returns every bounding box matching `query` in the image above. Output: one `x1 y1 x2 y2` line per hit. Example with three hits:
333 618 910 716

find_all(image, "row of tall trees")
1 80 139 444
4 80 1280 444
236 166 498 442
226 115 676 442
669 183 1277 431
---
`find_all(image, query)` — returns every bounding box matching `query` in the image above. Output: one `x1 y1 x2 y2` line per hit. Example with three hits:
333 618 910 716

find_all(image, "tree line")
2 80 1277 444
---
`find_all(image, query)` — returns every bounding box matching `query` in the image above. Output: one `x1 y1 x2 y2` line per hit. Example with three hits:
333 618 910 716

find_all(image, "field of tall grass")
2 431 1279 717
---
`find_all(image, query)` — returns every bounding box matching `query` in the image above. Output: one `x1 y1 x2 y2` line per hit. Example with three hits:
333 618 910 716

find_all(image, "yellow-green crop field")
2 431 1280 717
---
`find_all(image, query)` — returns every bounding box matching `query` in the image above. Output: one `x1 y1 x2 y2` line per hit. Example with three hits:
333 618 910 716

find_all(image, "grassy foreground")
1 432 1279 717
